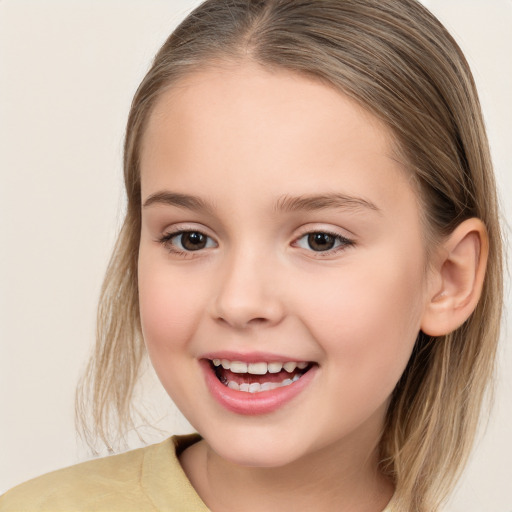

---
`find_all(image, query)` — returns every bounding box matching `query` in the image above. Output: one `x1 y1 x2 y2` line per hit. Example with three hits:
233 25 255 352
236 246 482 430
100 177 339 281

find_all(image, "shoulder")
0 444 150 512
0 435 203 512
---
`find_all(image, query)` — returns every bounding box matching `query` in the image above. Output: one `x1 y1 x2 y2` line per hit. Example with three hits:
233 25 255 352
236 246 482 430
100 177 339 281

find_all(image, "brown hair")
77 1 503 510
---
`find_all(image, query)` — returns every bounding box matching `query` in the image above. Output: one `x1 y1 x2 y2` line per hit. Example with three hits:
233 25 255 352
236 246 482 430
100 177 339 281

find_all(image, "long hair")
76 1 503 510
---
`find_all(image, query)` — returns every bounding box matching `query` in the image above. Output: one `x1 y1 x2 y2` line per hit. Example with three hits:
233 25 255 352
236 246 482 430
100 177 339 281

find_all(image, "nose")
210 248 285 330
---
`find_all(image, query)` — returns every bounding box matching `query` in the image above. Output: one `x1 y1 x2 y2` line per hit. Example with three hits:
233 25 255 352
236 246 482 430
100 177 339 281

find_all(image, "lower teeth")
226 375 300 393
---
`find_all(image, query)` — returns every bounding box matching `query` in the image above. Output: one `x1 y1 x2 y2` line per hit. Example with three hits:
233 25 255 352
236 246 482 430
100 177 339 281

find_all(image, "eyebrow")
142 191 380 215
274 193 380 214
143 191 215 214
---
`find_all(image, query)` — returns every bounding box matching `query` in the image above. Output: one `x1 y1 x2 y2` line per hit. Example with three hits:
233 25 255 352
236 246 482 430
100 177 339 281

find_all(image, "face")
138 61 432 468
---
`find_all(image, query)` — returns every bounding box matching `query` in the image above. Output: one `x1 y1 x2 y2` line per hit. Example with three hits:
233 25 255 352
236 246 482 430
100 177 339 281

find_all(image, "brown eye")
161 230 216 253
307 233 336 251
294 231 354 254
180 231 208 251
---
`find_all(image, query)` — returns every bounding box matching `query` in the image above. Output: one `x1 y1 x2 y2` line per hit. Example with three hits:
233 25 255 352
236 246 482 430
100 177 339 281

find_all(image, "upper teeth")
212 359 308 374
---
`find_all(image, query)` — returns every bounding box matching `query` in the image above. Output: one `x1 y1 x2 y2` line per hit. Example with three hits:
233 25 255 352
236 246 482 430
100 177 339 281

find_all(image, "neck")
180 427 394 512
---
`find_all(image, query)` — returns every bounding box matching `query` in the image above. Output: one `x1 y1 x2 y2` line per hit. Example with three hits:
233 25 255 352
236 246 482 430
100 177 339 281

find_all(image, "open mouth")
208 358 315 393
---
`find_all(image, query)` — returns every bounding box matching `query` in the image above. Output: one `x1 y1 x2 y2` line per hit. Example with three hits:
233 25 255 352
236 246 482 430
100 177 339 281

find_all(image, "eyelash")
158 229 216 257
158 229 355 257
293 230 355 256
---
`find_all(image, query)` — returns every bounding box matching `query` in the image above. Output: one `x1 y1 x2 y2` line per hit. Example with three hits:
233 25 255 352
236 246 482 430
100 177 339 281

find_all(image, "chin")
203 427 310 468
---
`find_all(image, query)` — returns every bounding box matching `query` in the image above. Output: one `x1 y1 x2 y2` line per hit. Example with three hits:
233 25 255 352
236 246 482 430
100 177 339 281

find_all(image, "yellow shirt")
1 434 394 511
0 434 209 512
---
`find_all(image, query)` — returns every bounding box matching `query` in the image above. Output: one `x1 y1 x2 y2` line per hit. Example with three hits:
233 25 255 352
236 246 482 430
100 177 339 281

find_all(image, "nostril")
215 316 268 328
249 318 267 324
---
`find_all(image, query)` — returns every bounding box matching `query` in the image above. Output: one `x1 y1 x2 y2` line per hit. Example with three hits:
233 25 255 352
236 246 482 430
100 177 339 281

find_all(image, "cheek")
137 253 210 418
138 255 204 357
300 250 426 388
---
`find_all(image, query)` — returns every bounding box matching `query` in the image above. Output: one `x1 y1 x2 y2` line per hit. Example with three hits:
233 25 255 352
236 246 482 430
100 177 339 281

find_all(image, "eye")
294 231 353 252
160 230 217 253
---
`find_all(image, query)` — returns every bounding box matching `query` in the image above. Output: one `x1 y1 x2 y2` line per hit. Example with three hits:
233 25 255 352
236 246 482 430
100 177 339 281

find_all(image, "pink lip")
200 358 318 416
200 350 310 363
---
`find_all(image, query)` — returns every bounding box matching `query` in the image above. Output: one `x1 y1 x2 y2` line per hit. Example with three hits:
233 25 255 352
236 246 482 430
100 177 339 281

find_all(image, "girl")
0 1 505 511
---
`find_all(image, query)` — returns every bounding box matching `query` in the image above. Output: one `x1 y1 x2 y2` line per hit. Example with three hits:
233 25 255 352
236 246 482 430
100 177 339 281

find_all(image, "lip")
200 350 311 364
200 356 318 416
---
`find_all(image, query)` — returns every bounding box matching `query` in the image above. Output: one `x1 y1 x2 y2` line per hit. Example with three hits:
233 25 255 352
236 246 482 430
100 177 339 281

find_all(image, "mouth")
208 358 315 393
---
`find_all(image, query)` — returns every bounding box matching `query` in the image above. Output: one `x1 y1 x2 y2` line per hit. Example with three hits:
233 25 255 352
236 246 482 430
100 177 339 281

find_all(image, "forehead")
142 60 393 156
140 61 414 215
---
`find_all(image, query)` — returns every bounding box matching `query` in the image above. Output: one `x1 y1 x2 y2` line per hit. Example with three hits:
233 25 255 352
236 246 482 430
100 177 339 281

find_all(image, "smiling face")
138 61 432 468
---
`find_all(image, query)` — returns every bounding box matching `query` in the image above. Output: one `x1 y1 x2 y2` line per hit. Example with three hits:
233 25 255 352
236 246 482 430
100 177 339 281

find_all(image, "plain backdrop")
0 1 511 510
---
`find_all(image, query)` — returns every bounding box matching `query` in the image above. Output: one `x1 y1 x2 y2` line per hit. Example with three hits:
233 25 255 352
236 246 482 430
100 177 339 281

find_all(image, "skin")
137 61 442 512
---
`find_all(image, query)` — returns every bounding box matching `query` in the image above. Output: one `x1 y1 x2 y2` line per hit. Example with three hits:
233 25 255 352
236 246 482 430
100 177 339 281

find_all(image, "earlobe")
421 218 489 337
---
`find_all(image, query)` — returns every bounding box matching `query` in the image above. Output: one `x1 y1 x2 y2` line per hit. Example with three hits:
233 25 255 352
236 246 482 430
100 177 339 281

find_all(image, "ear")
421 218 489 337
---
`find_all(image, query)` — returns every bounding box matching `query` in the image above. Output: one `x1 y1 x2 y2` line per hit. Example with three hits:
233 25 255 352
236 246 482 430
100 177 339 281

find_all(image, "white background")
0 1 510 510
